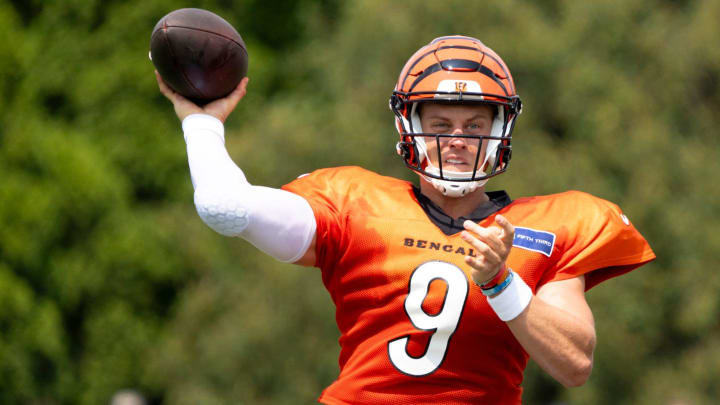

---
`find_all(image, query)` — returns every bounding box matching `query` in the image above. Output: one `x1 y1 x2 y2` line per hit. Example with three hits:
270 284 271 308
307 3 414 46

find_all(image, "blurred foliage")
0 0 718 404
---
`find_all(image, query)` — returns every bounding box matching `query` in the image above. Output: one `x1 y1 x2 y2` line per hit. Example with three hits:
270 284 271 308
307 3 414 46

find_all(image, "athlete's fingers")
464 255 500 285
460 231 496 259
463 220 504 249
463 219 501 238
221 77 249 112
464 255 491 275
155 70 176 100
462 218 513 283
463 220 484 234
495 214 515 247
231 77 249 100
461 228 508 286
463 219 504 239
203 77 249 123
465 256 486 271
460 231 502 267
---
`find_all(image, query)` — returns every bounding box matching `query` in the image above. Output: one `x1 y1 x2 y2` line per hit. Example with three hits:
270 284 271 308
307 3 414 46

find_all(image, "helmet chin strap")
421 161 489 198
425 176 487 198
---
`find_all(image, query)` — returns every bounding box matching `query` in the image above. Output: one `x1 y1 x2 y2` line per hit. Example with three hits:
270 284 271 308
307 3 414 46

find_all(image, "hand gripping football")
150 8 249 103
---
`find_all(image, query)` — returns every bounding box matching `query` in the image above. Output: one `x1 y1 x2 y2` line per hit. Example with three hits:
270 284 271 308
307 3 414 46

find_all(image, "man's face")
419 103 495 173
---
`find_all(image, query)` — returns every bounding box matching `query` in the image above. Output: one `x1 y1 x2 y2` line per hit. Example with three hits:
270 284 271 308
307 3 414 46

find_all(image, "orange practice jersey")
282 166 656 405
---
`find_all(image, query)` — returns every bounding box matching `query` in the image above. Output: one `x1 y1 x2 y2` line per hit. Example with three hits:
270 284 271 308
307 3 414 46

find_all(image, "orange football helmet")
390 36 522 197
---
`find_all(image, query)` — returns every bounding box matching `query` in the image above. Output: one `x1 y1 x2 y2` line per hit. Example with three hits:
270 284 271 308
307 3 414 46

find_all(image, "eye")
466 120 490 132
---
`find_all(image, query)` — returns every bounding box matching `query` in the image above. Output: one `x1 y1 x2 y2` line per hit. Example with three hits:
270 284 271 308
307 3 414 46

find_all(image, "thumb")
204 77 249 123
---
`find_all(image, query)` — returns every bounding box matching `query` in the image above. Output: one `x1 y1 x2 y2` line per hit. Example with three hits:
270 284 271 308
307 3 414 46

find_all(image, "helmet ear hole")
389 94 404 111
501 145 512 164
396 142 411 160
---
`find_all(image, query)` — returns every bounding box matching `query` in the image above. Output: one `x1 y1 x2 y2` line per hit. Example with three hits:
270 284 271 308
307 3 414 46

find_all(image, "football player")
156 35 655 404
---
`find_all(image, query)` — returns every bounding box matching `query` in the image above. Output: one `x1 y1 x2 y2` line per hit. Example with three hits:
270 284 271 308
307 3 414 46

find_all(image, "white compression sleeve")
182 113 316 263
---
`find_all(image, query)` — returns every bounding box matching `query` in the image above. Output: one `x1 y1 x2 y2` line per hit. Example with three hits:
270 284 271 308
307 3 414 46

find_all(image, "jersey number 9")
388 261 469 376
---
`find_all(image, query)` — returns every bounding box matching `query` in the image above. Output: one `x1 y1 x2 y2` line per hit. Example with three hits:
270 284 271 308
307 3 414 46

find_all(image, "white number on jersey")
388 261 469 376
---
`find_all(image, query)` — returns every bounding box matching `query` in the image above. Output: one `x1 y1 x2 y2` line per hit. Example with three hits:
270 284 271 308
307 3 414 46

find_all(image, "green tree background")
1 0 718 404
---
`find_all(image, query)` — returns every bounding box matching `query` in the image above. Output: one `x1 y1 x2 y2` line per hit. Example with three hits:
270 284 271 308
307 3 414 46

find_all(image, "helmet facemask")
393 100 515 197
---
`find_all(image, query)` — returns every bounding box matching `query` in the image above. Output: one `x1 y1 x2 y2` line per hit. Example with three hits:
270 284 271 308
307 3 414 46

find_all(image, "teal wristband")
481 270 514 297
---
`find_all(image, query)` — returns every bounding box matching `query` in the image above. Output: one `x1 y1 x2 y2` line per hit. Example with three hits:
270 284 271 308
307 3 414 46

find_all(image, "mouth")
443 155 469 166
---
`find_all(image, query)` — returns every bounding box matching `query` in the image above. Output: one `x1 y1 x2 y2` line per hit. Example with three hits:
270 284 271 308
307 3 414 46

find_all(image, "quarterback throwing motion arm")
156 73 317 264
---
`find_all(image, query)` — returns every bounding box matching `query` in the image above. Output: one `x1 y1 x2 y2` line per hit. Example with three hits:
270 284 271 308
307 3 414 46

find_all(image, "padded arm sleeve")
182 113 316 263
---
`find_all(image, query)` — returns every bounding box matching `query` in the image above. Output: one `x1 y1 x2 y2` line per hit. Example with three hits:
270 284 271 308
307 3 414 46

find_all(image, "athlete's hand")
155 70 249 123
461 214 515 286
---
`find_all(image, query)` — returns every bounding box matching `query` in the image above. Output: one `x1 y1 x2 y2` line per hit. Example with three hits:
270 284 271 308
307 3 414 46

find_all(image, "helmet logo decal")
436 80 482 95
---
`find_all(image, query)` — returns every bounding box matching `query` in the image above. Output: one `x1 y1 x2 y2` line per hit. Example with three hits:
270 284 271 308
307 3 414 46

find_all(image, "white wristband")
487 271 533 321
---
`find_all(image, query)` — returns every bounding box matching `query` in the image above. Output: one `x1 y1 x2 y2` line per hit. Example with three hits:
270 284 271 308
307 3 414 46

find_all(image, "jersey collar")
412 187 512 236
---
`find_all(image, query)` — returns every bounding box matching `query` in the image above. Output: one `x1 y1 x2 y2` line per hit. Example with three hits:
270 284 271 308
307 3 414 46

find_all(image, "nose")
448 131 467 149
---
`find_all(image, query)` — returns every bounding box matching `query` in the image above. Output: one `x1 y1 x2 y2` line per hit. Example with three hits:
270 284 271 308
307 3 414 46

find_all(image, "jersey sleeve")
541 192 656 290
281 167 353 271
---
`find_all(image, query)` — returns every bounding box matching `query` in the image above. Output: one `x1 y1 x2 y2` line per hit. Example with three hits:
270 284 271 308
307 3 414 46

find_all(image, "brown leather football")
150 8 248 103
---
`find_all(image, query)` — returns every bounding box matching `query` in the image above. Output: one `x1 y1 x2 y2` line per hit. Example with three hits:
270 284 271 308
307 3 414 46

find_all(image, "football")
150 8 248 103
